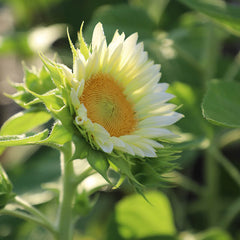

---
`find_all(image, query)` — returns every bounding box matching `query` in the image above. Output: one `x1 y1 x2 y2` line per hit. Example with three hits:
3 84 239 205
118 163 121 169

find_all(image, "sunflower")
66 23 183 158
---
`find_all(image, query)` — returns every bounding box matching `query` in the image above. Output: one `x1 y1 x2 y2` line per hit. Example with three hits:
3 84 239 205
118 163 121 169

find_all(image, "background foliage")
0 0 239 239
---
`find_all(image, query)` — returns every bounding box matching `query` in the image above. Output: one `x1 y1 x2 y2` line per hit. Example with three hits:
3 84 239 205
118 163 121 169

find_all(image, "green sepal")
87 148 111 184
39 121 73 149
40 54 66 89
71 135 91 160
78 22 90 60
67 28 77 60
24 64 56 95
132 147 180 188
0 164 14 209
25 88 74 134
109 155 144 192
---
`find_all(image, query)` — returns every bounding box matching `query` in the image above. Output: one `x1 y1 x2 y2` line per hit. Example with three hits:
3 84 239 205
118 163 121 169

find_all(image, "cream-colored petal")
139 112 184 128
73 50 86 81
92 22 106 51
134 128 177 139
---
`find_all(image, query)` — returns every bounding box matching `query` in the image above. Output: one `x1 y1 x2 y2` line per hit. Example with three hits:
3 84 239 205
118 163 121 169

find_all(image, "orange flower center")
80 73 137 137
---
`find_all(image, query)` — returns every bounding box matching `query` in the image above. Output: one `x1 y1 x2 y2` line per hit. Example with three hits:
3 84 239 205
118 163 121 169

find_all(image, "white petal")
76 79 85 98
58 64 73 83
135 92 174 111
139 112 184 128
92 124 113 153
132 141 156 157
70 88 81 109
111 136 125 148
92 22 106 51
135 128 177 138
73 50 86 81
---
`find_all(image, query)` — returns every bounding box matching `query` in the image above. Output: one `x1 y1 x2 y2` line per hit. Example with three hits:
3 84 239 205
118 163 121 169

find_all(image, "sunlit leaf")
202 80 240 128
0 130 49 147
0 109 51 155
115 191 176 239
0 110 51 136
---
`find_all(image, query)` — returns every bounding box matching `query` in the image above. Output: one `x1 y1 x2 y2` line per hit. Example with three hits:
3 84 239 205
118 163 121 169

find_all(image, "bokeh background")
0 0 240 239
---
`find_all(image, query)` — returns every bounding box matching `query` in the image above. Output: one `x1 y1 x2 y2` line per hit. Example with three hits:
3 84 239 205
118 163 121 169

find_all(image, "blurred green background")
0 0 240 239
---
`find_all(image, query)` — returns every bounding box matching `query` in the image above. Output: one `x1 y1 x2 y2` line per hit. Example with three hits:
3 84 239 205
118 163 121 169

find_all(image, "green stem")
204 149 219 226
0 209 56 235
56 143 77 240
14 196 53 228
221 197 240 228
171 171 204 196
210 147 240 188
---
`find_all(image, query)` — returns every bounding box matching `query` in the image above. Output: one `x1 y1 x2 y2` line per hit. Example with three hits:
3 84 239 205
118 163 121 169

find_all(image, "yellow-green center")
80 73 137 137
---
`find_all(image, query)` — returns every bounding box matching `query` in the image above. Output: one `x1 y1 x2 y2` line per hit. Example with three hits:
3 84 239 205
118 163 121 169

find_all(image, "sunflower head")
69 23 183 156
34 22 183 191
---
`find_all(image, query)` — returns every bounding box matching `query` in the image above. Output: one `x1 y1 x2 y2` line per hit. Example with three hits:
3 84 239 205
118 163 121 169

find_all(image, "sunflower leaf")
87 149 110 183
202 80 240 128
0 109 52 155
177 0 240 37
0 130 49 147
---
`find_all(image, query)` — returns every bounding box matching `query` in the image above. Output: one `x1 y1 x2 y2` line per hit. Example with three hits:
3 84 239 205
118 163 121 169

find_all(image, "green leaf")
168 81 210 136
84 4 156 42
0 130 49 147
115 191 176 239
87 149 110 183
197 228 233 240
0 109 51 155
202 80 240 128
178 0 240 36
0 110 51 136
130 0 170 26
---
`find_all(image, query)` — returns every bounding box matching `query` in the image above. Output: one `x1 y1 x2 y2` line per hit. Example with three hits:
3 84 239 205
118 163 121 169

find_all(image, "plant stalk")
56 143 76 240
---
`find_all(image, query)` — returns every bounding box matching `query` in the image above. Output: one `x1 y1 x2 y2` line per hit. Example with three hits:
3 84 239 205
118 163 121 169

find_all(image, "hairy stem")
0 208 57 235
56 143 76 240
